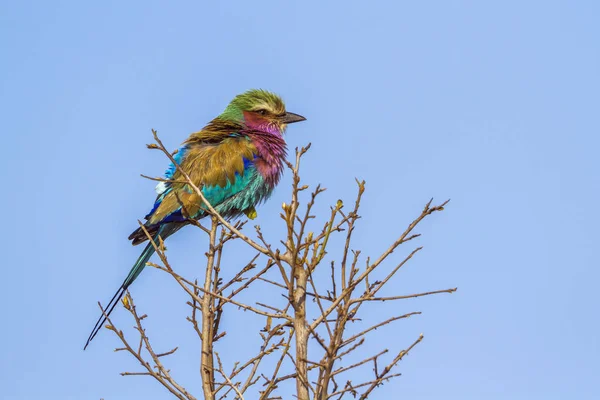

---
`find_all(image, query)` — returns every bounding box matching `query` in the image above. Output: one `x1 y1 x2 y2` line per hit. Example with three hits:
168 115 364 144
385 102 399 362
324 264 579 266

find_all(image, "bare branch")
105 131 454 400
351 288 457 304
101 295 196 400
359 334 424 399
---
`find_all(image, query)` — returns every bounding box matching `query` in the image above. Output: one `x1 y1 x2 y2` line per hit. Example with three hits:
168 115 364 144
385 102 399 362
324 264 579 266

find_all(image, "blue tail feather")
84 227 165 350
122 237 159 288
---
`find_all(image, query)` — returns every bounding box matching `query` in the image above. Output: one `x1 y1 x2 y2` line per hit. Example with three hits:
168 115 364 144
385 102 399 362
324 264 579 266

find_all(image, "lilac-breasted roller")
84 89 305 349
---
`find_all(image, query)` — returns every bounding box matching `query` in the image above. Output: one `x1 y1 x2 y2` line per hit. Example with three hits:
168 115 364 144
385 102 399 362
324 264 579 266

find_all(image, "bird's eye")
256 109 267 115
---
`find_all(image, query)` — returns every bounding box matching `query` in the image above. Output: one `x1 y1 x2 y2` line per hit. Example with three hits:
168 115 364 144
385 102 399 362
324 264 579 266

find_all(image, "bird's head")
220 89 306 134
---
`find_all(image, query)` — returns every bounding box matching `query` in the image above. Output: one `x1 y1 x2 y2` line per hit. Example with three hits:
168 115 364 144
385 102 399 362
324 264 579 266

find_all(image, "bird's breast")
248 132 287 189
253 157 284 189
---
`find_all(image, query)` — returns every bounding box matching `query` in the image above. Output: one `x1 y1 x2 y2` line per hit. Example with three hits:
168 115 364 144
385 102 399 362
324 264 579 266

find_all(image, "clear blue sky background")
1 1 599 399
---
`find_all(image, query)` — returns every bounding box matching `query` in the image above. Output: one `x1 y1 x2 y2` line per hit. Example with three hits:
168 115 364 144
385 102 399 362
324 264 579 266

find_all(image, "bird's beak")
280 112 306 124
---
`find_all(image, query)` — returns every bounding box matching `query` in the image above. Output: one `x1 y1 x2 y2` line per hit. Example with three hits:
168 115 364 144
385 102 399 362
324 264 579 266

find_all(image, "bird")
84 89 305 349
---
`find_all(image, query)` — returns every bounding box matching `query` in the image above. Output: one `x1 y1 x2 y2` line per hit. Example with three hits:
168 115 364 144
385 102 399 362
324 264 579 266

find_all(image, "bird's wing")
146 137 258 226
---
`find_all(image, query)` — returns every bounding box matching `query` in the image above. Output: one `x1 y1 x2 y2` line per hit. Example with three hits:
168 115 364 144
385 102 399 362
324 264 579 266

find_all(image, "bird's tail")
83 227 165 350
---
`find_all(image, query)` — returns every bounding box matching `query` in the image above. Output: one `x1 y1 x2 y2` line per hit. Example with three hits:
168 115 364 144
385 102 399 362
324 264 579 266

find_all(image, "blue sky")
1 1 599 399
